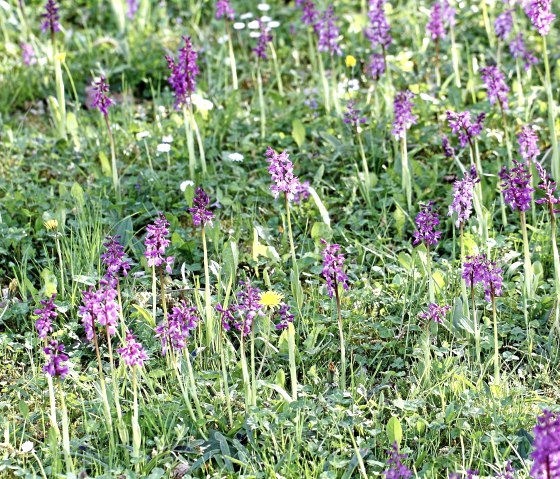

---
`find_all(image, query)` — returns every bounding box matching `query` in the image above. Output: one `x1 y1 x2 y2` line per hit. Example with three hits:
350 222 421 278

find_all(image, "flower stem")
287 322 298 401
543 36 559 180
426 245 434 303
401 134 411 210
219 329 233 427
201 226 214 349
105 115 121 202
131 367 141 462
240 333 251 410
250 320 257 407
226 22 238 90
334 279 346 390
520 211 534 300
182 106 196 179
257 67 266 140
54 235 64 299
58 382 74 473
492 294 500 385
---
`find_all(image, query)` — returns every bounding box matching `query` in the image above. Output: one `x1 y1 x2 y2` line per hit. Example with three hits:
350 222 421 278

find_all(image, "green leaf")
99 151 112 176
308 186 331 227
386 416 403 447
71 182 85 210
292 119 306 147
19 400 29 419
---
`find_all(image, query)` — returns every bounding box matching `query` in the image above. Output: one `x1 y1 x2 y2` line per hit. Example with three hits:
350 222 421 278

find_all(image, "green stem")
105 116 120 201
257 67 266 140
219 330 233 426
58 383 74 473
520 212 533 300
287 322 298 401
226 22 238 90
182 105 196 179
52 33 66 140
131 368 141 461
471 284 481 367
47 373 60 437
55 236 64 298
184 346 203 421
151 266 157 324
334 279 346 390
543 36 559 180
401 134 411 210
426 245 435 303
173 357 197 424
201 226 213 348
250 320 257 407
269 42 284 96
240 333 251 410
492 295 500 385
357 131 371 207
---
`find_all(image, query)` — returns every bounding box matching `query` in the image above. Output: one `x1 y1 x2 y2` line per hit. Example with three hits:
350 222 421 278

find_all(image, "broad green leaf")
386 416 402 446
292 119 306 147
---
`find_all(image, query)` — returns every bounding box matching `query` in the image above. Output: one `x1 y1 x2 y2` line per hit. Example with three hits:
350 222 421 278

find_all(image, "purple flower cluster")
216 280 265 336
275 303 295 330
442 0 455 27
118 333 148 368
448 166 479 228
442 136 455 158
35 294 57 339
365 0 392 49
266 147 302 201
518 125 540 161
499 160 534 212
497 462 515 479
189 187 215 227
79 282 120 341
383 442 412 479
145 214 174 273
253 20 273 60
480 66 509 111
320 239 349 298
494 9 513 40
215 0 234 20
102 235 131 280
392 90 417 139
413 202 441 247
293 180 311 205
43 340 69 378
91 76 114 117
535 163 560 213
419 303 451 324
462 254 503 301
368 53 386 80
316 5 341 56
41 0 60 35
165 36 199 109
127 0 139 19
530 410 560 478
525 0 555 36
509 34 538 71
301 0 319 29
343 101 367 127
155 301 199 355
21 43 36 66
446 110 486 148
427 1 446 41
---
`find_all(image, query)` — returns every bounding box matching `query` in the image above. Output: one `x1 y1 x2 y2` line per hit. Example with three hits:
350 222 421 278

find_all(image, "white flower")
218 35 228 44
157 143 171 153
240 12 253 20
257 3 270 11
248 20 260 29
180 180 194 192
249 31 261 38
21 441 34 453
260 15 272 22
191 94 214 112
268 21 280 28
233 22 245 30
162 135 173 143
228 152 244 162
136 131 150 140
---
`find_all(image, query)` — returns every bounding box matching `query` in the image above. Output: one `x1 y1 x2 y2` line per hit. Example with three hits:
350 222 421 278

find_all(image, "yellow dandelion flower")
259 290 284 308
44 219 59 231
345 55 357 68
